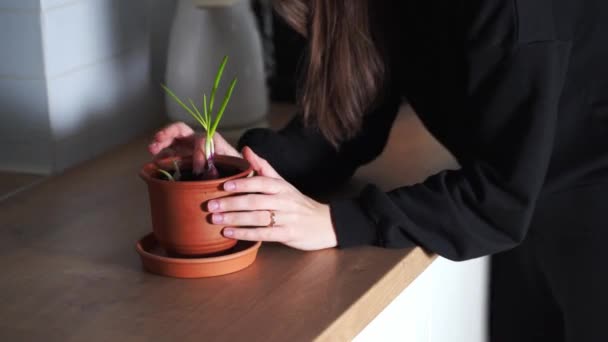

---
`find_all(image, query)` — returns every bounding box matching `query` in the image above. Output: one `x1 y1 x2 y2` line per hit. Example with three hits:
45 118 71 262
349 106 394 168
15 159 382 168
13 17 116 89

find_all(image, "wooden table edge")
315 247 437 341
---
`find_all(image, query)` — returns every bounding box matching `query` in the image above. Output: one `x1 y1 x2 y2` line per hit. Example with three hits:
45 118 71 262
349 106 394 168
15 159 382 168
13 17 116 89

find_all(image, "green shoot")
161 84 198 122
157 160 182 182
209 56 228 114
172 160 182 181
203 94 209 127
190 99 208 130
209 77 237 136
157 169 174 181
161 55 238 179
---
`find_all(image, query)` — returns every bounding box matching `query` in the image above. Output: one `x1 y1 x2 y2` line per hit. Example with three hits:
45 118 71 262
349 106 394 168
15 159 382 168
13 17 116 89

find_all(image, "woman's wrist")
329 199 378 248
319 203 338 248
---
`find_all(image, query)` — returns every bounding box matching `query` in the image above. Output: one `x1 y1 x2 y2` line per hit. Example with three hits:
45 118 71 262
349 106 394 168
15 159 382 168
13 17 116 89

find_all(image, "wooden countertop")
0 105 453 341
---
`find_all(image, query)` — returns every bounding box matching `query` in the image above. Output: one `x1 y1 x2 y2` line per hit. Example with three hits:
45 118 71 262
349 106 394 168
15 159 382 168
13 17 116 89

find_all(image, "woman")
149 1 608 340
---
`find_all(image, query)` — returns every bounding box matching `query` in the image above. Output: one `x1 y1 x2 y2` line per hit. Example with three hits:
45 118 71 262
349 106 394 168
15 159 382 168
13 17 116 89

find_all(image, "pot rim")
139 154 254 188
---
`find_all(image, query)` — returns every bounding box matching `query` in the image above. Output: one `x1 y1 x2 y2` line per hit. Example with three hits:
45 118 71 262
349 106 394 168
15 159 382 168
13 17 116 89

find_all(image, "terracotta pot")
140 155 253 256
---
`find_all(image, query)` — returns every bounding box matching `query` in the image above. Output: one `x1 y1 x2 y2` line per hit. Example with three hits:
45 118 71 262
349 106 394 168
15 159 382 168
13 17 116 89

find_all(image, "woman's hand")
208 147 338 251
148 122 240 173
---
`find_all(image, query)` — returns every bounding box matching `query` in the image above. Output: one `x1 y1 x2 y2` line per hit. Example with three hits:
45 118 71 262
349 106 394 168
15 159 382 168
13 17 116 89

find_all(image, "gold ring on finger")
268 210 276 227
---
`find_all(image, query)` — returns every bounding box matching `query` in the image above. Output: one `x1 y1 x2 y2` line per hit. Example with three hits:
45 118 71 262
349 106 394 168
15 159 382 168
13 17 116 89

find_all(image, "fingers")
222 176 286 194
149 122 194 155
193 135 207 175
212 210 290 227
152 147 177 161
214 133 242 157
241 146 282 179
152 143 195 162
223 226 290 243
207 194 285 212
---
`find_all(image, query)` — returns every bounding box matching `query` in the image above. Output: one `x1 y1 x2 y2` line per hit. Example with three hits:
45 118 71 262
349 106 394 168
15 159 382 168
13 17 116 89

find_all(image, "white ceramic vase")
165 0 268 129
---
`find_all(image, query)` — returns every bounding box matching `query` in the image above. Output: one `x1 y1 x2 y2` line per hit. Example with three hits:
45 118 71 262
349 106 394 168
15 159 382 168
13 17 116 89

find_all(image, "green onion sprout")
160 56 237 180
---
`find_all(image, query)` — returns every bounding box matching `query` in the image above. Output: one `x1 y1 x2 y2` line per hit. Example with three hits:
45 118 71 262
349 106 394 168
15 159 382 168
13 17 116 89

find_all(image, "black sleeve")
237 94 402 194
332 41 572 261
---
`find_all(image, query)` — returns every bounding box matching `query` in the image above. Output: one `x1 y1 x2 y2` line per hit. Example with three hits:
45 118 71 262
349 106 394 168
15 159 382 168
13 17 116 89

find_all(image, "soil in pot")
157 164 241 182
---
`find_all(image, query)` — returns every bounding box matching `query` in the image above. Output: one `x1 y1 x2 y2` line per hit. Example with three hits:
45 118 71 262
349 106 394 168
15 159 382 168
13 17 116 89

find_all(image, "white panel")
0 78 52 173
354 263 434 342
40 0 83 10
0 9 45 78
430 257 489 342
47 48 162 171
0 78 50 143
41 0 148 77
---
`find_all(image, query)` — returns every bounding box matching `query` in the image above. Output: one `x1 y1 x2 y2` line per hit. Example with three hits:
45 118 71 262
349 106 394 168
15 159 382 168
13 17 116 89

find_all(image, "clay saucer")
136 233 262 278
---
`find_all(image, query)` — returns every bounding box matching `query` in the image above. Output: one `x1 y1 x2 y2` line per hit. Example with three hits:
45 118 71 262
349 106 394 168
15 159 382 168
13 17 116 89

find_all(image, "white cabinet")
355 257 489 342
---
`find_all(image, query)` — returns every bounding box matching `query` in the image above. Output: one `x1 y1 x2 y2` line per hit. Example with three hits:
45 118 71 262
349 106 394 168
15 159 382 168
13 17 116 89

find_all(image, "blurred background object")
192 0 242 6
0 0 303 180
164 0 268 129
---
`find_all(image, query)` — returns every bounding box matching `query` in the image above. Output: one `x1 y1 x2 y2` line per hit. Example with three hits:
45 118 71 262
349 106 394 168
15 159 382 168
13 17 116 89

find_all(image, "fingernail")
224 181 235 191
223 228 234 237
208 200 219 211
212 214 223 224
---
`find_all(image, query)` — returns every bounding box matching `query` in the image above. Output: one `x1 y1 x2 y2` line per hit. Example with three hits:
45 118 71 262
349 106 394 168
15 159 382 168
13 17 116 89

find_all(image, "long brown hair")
273 0 388 146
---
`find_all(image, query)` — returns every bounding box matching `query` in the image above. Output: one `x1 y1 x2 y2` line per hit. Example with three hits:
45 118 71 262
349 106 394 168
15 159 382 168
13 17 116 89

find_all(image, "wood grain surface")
0 104 452 341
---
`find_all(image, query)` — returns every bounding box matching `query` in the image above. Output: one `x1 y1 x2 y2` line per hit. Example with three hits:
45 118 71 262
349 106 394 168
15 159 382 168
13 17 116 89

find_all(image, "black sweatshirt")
238 0 608 261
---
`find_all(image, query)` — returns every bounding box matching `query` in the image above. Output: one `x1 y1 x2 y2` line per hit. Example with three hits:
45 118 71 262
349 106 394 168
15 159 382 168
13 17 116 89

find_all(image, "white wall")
0 0 52 173
0 0 165 174
44 0 163 171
